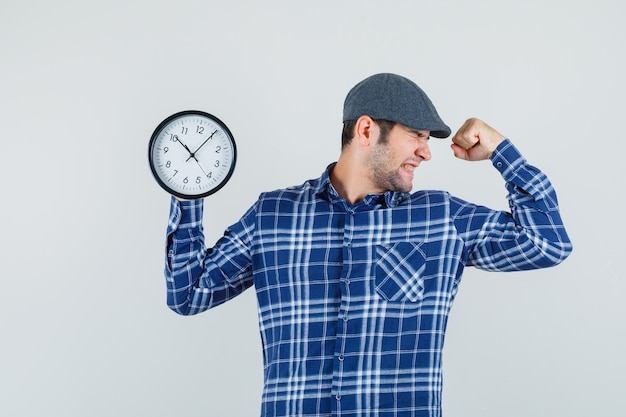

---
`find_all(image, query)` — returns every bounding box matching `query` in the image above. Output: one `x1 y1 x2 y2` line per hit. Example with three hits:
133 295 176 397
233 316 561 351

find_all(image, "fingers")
450 118 505 161
450 143 471 160
451 118 481 149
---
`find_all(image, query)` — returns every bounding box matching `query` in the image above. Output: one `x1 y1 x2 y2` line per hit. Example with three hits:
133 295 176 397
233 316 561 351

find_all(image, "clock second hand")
194 159 210 179
176 139 211 182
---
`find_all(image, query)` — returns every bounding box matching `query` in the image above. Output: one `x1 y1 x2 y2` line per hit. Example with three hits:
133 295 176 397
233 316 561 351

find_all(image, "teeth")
403 164 415 172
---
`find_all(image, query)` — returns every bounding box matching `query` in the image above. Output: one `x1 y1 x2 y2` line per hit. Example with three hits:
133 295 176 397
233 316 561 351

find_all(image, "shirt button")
343 316 348 322
496 161 503 168
336 394 342 400
338 354 345 361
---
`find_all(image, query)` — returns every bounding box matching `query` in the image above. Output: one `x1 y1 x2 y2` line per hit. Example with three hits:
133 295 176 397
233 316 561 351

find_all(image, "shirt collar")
315 163 409 208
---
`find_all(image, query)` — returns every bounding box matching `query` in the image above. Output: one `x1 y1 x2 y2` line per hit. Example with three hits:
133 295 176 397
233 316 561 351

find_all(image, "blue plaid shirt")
164 139 572 417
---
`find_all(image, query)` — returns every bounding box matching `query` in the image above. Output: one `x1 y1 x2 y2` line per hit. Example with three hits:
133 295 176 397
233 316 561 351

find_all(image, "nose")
415 139 431 161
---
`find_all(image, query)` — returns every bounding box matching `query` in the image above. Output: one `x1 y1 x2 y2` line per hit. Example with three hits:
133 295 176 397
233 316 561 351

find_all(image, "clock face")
148 111 237 199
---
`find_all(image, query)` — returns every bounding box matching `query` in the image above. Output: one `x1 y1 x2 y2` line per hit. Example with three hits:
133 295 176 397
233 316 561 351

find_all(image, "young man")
163 73 572 417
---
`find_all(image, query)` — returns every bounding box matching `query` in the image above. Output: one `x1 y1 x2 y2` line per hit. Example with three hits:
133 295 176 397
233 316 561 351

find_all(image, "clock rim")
148 110 237 200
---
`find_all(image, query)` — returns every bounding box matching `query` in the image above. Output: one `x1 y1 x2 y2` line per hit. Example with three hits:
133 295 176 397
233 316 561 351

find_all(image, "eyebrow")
407 129 430 138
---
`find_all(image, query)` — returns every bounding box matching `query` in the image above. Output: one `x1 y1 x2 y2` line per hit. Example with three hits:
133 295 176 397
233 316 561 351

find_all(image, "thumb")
450 143 470 160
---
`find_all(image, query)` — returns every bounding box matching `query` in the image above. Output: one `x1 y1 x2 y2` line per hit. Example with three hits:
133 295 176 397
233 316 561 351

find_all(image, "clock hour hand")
172 135 199 162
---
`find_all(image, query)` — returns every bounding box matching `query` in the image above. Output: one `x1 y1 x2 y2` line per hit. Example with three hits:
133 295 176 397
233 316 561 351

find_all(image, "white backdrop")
1 1 624 416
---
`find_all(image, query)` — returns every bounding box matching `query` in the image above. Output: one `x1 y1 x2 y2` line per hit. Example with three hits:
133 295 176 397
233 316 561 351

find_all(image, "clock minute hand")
191 129 218 155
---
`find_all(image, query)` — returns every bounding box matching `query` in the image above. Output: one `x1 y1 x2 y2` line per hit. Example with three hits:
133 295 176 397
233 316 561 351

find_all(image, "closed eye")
408 130 430 140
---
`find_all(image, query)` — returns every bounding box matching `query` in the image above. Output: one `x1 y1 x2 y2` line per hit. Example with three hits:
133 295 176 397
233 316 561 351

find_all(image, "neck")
330 154 382 204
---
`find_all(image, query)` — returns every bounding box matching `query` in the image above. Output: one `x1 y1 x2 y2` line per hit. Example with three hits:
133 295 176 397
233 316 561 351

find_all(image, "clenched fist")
450 118 506 161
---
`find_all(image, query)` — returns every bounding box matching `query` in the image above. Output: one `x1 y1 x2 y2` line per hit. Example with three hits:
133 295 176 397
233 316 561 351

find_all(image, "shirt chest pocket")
375 242 431 303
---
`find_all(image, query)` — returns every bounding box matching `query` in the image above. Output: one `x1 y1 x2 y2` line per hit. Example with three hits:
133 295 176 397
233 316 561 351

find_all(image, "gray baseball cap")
343 73 451 138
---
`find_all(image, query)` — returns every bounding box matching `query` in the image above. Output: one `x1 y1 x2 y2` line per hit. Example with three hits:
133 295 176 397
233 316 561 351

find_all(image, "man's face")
367 124 432 193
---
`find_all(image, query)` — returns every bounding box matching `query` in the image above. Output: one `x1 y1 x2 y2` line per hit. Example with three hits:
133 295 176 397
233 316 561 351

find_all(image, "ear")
354 115 376 147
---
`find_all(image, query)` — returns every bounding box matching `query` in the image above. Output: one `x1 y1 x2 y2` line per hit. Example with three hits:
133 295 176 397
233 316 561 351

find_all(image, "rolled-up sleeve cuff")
168 196 204 231
490 139 526 179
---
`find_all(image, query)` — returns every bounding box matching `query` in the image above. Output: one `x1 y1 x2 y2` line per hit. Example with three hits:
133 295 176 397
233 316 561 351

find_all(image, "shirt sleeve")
452 139 573 271
164 196 255 315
